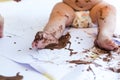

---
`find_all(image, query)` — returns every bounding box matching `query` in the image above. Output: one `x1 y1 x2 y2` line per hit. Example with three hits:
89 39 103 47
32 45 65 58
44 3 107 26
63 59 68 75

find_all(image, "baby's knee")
100 4 116 16
90 2 116 24
106 4 116 13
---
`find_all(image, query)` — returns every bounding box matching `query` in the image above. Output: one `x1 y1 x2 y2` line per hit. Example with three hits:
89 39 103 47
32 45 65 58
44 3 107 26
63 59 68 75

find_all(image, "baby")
0 0 21 38
32 0 118 50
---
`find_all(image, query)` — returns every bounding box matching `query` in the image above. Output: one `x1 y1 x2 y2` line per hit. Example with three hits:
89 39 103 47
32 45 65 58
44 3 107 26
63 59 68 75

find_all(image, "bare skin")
32 2 75 49
32 0 118 50
90 2 118 50
0 15 4 38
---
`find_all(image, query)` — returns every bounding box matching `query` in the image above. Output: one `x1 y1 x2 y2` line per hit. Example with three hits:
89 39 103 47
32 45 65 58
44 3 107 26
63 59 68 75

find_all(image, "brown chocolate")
99 6 109 20
99 9 105 20
34 31 44 42
29 48 32 50
85 0 91 3
70 51 78 56
113 34 120 38
75 0 78 3
109 68 120 73
67 60 91 64
14 0 21 2
0 73 23 80
45 32 71 49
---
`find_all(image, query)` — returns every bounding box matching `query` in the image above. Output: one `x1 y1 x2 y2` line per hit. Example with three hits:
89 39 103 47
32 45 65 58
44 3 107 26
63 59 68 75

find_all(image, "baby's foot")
32 31 58 49
94 36 118 51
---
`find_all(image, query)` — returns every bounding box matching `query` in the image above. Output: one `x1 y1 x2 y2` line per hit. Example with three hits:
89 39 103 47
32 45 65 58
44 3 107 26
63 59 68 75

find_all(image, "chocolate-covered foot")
94 38 118 51
32 31 58 49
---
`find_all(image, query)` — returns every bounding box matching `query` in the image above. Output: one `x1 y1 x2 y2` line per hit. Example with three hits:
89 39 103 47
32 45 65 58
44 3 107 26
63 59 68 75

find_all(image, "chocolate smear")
14 0 21 2
109 67 120 73
45 33 71 50
70 51 78 56
0 72 23 80
67 60 91 64
85 0 91 3
87 66 96 80
113 34 120 38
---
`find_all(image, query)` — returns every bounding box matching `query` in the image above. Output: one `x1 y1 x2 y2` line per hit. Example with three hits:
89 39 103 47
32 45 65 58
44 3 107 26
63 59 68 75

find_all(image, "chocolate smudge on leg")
99 6 109 20
85 0 91 3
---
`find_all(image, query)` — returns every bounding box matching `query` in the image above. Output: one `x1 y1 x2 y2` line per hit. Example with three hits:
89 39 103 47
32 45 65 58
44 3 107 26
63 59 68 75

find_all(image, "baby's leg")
90 2 118 50
0 15 4 38
32 2 75 49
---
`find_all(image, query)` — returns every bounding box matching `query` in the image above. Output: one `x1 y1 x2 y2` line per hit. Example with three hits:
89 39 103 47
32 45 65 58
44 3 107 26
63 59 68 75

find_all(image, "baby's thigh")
90 2 116 24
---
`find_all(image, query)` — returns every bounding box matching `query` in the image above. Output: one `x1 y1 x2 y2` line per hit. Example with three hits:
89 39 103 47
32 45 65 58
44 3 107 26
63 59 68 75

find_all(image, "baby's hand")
14 0 21 2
